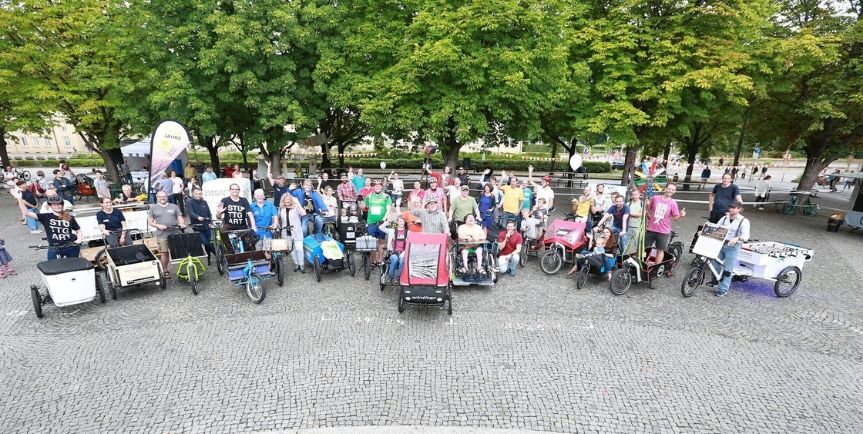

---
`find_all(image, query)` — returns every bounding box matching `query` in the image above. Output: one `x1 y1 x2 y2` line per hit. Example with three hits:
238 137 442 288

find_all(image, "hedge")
12 155 611 173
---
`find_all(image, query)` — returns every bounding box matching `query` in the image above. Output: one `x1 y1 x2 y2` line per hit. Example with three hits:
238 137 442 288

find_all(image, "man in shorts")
644 183 685 268
148 191 186 279
364 180 393 264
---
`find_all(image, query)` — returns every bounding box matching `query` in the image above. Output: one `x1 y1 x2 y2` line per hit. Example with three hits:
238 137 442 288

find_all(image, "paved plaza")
0 194 861 433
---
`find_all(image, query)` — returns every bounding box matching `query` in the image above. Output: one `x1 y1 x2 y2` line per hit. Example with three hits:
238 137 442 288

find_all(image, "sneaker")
705 279 719 287
715 290 727 297
300 267 305 274
29 230 41 234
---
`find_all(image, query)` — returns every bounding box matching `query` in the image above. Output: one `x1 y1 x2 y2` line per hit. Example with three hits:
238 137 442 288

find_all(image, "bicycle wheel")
540 250 562 275
575 266 589 290
774 266 802 297
31 285 43 319
346 251 356 277
313 257 322 282
519 242 528 267
215 244 225 275
106 270 118 300
681 266 705 297
362 253 371 280
188 263 199 295
275 256 284 287
609 267 632 295
95 274 106 304
245 275 266 304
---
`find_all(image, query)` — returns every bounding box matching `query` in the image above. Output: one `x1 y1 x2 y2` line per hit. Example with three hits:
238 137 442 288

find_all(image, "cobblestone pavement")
0 199 861 433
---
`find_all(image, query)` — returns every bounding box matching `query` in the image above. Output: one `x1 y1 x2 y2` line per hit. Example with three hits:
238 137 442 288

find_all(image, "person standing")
754 175 772 210
457 167 470 187
24 196 82 260
251 189 279 257
201 166 218 184
829 169 841 192
93 170 110 201
148 191 185 279
185 186 215 264
216 184 256 232
644 183 686 267
411 196 449 234
351 168 366 193
184 161 198 184
19 181 40 234
597 195 629 235
571 186 594 224
424 178 449 214
528 166 555 211
478 184 496 233
520 179 534 213
621 187 643 253
364 181 393 265
496 220 523 277
171 170 185 212
708 174 743 223
711 201 750 297
699 166 711 191
449 185 480 223
751 165 758 180
97 197 132 248
155 172 174 203
388 171 404 206
406 181 425 208
500 176 524 228
277 194 307 273
337 172 359 215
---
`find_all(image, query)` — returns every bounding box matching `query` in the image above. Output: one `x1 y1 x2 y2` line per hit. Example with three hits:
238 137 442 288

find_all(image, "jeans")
388 252 404 280
195 228 213 254
502 211 521 231
301 214 323 236
713 242 741 294
47 245 80 260
25 207 38 231
498 253 519 275
391 193 402 207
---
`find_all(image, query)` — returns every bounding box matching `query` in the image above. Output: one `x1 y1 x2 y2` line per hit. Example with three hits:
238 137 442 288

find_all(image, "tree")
759 2 863 190
0 31 51 167
576 0 773 185
1 0 149 182
339 0 571 169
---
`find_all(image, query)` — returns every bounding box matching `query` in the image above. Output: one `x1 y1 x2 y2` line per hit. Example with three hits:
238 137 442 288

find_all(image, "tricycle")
29 242 105 318
214 228 271 303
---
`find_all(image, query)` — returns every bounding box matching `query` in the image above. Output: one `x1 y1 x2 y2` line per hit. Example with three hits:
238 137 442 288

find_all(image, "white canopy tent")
841 172 863 230
121 138 151 173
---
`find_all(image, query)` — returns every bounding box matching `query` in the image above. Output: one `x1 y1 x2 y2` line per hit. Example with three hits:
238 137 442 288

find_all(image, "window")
20 137 27 147
64 137 72 147
44 138 52 147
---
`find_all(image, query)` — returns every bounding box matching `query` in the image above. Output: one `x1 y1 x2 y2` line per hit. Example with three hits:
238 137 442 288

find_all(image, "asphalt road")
0 192 861 433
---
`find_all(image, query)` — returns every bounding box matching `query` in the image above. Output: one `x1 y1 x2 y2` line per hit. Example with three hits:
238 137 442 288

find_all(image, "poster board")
201 178 252 222
692 223 727 260
77 210 152 243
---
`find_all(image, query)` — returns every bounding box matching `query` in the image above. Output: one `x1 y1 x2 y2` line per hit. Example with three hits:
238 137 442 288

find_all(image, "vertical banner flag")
148 120 191 190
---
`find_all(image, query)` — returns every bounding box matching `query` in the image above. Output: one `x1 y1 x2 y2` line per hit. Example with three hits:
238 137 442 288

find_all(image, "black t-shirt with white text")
37 213 80 246
220 197 252 228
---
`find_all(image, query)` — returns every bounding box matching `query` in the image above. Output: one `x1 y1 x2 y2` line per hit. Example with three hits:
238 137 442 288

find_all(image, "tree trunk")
682 142 698 191
269 151 281 177
621 145 639 186
662 142 672 163
444 143 461 171
338 143 348 168
201 136 220 170
320 143 332 169
0 129 10 168
550 141 558 172
732 116 748 168
797 138 835 191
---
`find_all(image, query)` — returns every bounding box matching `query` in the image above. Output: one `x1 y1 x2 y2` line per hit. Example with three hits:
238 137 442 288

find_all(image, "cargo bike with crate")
214 228 272 303
29 242 106 319
102 229 165 299
682 223 813 298
397 232 452 315
609 230 684 295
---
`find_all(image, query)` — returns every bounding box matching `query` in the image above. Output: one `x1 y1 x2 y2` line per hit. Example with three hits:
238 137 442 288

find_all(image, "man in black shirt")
24 196 82 259
708 173 743 223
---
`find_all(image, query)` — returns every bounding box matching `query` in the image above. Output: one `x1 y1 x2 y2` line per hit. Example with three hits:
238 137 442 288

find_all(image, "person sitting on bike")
24 196 83 260
597 194 629 235
457 214 487 274
449 185 480 235
497 219 523 277
567 227 617 279
364 180 393 266
401 197 423 232
251 188 279 259
412 196 449 234
52 168 75 205
520 208 542 243
185 186 215 264
319 185 339 224
337 172 358 215
379 214 408 283
711 200 750 297
290 178 328 236
97 197 132 248
113 184 138 204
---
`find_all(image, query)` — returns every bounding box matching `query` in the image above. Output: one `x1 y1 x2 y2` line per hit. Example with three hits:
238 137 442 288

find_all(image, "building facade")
6 116 92 159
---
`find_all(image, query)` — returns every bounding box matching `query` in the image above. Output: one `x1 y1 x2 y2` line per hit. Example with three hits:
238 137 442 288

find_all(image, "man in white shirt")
712 200 750 297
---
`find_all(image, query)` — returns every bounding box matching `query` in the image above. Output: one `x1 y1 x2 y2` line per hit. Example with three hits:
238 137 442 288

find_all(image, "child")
0 238 15 278
520 209 541 241
567 227 616 279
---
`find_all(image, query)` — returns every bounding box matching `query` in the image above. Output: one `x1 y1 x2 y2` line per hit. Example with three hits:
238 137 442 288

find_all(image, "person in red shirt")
496 220 523 277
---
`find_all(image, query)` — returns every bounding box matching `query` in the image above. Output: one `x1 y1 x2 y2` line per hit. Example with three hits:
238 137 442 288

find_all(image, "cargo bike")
303 231 356 282
167 225 209 295
609 230 683 295
29 242 106 318
682 223 813 298
539 219 589 275
102 229 165 299
450 239 497 287
397 232 452 315
214 228 272 303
